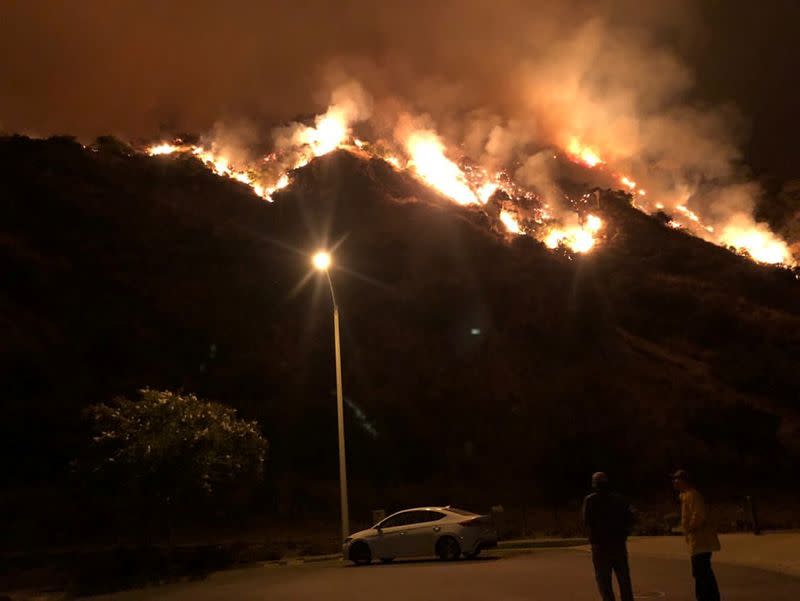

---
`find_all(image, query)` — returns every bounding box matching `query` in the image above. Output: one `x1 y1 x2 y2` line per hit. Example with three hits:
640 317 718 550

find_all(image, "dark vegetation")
79 389 267 543
2 135 799 562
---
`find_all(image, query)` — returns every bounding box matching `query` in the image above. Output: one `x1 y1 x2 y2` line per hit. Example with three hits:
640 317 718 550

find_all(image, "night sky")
1 1 798 183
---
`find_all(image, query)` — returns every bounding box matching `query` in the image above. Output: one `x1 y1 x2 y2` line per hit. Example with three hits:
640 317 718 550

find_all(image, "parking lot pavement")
92 548 800 600
624 532 800 578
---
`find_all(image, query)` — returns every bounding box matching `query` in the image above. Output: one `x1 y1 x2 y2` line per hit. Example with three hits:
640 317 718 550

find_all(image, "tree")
81 388 268 542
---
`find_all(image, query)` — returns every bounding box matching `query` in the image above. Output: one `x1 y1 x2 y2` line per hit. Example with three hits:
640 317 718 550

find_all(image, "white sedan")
343 506 498 565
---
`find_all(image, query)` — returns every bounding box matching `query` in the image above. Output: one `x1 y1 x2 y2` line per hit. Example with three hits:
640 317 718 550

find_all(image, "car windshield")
375 512 407 528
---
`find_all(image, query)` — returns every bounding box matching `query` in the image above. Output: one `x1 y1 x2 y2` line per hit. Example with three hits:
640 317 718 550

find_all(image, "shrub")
80 389 268 538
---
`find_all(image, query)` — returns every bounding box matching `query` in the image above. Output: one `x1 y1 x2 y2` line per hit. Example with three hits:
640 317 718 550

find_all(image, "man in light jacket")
672 469 722 601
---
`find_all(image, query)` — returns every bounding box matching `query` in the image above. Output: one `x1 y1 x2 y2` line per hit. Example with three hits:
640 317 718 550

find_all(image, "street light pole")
312 251 350 543
326 271 350 543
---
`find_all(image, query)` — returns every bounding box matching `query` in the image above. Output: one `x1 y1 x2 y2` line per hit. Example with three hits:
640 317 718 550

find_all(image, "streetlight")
312 250 350 542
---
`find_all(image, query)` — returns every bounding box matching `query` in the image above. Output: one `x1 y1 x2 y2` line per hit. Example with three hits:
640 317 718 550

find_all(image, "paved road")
91 549 800 600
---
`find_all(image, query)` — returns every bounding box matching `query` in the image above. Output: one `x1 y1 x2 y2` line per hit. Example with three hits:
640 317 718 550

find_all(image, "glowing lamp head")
312 251 332 271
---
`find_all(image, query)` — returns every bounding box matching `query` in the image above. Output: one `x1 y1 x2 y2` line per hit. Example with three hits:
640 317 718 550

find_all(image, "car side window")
409 510 445 524
380 510 446 528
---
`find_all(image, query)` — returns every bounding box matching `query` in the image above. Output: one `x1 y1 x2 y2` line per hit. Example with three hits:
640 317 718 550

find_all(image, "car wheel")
349 541 372 566
379 557 395 564
436 536 461 561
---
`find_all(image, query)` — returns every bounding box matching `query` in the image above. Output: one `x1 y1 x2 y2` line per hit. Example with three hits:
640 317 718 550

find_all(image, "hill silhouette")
2 135 799 527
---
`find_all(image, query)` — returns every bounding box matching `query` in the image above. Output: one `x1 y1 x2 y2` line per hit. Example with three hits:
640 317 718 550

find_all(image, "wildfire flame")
585 214 603 233
404 130 480 205
298 108 349 157
148 143 180 156
146 104 355 201
561 138 794 266
500 210 523 234
719 219 791 265
144 107 795 267
567 137 604 168
384 155 402 169
477 181 499 204
676 204 701 223
544 214 603 254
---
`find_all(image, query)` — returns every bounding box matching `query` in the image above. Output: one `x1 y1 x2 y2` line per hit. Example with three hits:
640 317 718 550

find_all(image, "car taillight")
459 517 483 527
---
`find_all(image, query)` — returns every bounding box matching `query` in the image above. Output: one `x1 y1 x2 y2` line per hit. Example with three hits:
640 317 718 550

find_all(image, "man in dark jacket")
582 472 635 601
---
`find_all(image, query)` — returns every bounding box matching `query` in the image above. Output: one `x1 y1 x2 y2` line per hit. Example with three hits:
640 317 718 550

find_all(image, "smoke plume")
1 0 797 259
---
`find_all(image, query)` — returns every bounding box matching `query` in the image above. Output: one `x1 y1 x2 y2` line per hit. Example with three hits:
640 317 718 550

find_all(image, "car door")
372 511 415 558
402 510 446 557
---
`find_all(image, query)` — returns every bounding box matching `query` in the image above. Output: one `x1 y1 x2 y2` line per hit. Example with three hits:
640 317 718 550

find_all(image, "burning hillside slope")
141 92 797 268
2 134 799 502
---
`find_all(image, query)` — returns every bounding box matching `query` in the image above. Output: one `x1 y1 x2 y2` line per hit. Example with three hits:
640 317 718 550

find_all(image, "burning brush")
146 101 794 267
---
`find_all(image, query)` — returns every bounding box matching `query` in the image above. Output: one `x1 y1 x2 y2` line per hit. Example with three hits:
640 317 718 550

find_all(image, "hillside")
2 135 799 515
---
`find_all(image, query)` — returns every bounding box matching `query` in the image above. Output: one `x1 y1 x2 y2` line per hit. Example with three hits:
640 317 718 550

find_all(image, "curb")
264 553 342 566
498 538 588 550
299 553 342 563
